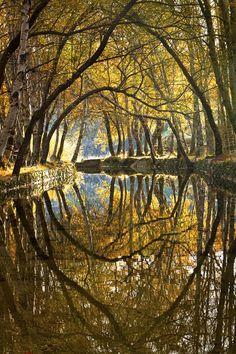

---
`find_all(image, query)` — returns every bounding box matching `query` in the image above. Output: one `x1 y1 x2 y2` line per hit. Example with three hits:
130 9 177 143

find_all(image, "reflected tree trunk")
73 184 94 252
107 177 116 225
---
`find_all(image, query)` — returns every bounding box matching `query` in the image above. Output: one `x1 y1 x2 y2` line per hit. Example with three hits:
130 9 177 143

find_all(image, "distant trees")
127 1 236 155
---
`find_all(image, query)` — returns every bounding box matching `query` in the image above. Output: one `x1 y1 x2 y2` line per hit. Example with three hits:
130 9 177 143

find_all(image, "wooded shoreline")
76 156 236 192
1 157 236 202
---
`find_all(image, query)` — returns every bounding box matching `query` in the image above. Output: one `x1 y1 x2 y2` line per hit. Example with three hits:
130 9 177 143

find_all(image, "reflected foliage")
0 173 235 353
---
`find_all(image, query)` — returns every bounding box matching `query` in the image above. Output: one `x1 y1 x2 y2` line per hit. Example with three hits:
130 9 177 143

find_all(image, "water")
0 172 235 353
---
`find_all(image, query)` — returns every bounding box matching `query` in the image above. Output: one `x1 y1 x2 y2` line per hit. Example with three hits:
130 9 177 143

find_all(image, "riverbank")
76 156 236 192
0 162 77 203
1 156 236 202
75 156 187 175
195 158 236 193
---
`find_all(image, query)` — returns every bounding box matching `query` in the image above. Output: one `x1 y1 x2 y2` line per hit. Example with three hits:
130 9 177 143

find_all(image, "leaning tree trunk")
41 104 57 163
126 97 134 156
50 127 59 161
152 121 164 155
0 0 30 167
190 95 204 156
139 115 156 162
127 120 134 156
113 95 123 155
203 92 215 155
103 111 115 156
188 43 204 157
71 117 86 163
71 99 88 163
31 62 43 165
121 121 126 156
57 120 68 161
132 118 143 156
32 115 45 165
115 114 122 155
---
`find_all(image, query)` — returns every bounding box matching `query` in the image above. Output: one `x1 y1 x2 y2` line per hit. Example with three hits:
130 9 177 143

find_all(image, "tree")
127 8 223 155
0 0 31 167
12 0 138 176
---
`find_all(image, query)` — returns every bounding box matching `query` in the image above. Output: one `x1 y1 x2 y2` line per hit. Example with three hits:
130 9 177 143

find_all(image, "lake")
0 172 235 353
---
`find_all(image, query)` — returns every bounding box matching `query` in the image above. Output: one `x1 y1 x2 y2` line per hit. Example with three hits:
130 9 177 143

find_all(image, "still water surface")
0 172 235 354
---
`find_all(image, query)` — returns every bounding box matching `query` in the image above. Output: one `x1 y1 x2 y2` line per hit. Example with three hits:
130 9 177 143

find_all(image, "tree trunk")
50 127 59 161
71 118 86 163
57 120 68 161
152 121 163 156
0 0 50 90
32 116 45 165
0 0 30 167
139 115 156 162
71 96 88 162
126 97 134 156
132 118 143 156
103 111 115 156
127 120 134 156
121 121 126 156
190 95 204 156
115 115 122 155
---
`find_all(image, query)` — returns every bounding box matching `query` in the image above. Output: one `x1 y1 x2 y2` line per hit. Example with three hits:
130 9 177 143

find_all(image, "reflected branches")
0 173 235 352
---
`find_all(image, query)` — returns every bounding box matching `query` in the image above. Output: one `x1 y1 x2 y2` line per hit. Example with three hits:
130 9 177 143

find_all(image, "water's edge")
76 157 236 193
1 157 236 203
0 163 77 204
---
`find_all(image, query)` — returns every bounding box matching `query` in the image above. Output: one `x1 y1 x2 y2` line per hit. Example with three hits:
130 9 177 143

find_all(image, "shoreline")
1 157 236 202
76 156 236 193
0 162 77 203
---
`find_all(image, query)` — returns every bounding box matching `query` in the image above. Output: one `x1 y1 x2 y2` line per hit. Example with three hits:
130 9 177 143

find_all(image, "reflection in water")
0 173 235 353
